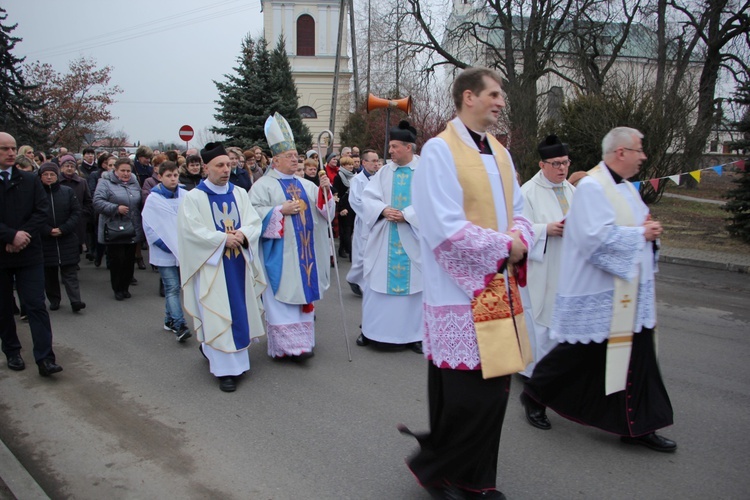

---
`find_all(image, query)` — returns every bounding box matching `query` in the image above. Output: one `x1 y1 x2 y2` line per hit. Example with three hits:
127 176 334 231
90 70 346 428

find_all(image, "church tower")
263 0 352 147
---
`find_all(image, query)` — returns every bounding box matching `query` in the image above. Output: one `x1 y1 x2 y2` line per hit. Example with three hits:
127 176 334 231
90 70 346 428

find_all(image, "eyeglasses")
622 147 644 154
542 159 571 169
280 153 299 161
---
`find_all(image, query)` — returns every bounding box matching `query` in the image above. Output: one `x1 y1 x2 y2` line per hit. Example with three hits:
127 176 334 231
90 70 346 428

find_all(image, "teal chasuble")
387 166 413 295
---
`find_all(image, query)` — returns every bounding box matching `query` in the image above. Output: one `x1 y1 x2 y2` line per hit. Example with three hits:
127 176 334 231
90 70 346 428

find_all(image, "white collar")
205 178 229 194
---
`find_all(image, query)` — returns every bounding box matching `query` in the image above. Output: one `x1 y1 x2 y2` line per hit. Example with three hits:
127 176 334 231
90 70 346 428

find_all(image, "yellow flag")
690 170 701 183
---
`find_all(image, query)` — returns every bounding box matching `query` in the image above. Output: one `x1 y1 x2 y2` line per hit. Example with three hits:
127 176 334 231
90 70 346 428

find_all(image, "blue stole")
276 178 320 303
195 181 250 349
387 166 413 295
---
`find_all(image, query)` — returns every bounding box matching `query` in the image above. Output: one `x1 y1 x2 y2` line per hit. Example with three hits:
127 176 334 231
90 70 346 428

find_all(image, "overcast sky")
9 0 266 148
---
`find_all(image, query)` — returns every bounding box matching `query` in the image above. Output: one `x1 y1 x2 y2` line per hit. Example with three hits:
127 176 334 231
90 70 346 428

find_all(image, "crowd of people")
1 66 677 500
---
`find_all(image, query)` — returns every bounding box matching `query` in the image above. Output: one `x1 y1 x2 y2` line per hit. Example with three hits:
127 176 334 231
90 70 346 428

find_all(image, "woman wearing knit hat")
38 163 86 312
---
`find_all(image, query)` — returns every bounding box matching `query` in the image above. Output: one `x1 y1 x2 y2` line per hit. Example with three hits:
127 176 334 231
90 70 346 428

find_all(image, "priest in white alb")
518 135 575 384
249 113 334 360
345 149 381 297
177 142 266 393
400 68 533 499
358 121 423 353
522 126 676 452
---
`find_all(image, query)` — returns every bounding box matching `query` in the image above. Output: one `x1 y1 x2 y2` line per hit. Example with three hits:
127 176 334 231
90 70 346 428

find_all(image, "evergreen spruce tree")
724 81 750 243
213 34 311 151
0 8 44 144
269 36 312 151
212 35 271 148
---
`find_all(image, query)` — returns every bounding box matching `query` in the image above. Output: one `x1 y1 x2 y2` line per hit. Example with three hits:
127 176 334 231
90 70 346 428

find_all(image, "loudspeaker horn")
366 94 412 114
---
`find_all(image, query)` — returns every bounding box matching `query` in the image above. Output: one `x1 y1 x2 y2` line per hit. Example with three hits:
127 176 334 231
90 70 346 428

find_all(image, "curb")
659 254 750 274
0 438 49 500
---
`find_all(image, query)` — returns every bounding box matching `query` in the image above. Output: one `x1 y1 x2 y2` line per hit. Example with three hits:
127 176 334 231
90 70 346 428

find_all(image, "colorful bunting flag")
632 181 641 191
689 170 701 183
668 174 681 185
738 159 746 172
712 166 723 176
649 178 660 191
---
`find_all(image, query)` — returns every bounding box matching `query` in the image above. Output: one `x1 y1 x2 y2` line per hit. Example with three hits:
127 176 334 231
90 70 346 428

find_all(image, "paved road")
1 259 749 499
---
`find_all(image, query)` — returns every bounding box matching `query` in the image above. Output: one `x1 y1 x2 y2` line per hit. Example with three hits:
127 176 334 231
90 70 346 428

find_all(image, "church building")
262 0 352 145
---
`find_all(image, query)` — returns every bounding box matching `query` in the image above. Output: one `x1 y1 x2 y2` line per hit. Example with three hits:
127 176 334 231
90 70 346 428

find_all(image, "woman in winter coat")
333 155 356 259
94 157 144 300
58 154 93 254
38 163 85 312
179 154 203 191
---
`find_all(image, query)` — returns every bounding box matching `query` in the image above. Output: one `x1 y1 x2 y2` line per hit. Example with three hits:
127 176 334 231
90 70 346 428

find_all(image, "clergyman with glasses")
249 113 335 361
520 127 677 453
518 134 575 388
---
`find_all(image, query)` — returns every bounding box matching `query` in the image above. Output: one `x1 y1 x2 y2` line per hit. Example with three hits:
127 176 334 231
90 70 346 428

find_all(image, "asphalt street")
1 259 748 499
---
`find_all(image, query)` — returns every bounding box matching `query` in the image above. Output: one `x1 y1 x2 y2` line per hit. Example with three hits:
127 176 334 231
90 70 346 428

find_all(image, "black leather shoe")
295 351 315 361
115 292 125 301
72 301 86 312
621 433 677 452
38 359 63 377
219 376 236 392
49 302 60 311
348 282 363 297
123 291 132 299
7 354 25 371
410 341 423 354
356 333 370 346
520 392 551 430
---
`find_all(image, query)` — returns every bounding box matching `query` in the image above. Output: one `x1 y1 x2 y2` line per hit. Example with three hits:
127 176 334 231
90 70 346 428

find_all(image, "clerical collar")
539 171 565 188
363 168 375 179
276 170 296 180
466 127 491 155
204 178 229 194
603 163 624 184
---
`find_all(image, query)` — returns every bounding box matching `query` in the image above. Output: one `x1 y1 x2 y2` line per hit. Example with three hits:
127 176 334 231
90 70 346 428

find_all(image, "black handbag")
104 216 136 244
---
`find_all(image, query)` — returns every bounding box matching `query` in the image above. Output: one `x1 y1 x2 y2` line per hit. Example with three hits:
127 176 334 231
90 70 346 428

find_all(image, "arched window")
298 106 317 119
297 14 315 56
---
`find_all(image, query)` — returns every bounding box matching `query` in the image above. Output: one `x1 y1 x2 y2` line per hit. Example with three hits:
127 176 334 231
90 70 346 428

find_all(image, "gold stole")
587 165 640 395
438 122 532 379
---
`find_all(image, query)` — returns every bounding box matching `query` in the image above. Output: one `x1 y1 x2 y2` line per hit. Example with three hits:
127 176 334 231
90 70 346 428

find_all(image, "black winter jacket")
0 168 49 269
41 182 82 267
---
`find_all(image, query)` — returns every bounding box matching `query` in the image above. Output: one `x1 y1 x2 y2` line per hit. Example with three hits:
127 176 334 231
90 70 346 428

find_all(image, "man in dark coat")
0 132 63 377
39 163 85 312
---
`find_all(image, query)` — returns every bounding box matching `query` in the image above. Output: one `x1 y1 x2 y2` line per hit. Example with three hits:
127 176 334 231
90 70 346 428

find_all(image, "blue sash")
196 181 250 349
277 178 320 303
387 167 413 295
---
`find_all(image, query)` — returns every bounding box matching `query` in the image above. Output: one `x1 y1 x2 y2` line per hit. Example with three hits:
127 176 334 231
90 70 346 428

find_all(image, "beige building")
263 0 352 147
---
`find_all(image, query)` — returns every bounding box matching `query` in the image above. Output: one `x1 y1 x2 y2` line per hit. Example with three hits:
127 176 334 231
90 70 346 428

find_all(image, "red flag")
738 159 746 172
649 178 660 191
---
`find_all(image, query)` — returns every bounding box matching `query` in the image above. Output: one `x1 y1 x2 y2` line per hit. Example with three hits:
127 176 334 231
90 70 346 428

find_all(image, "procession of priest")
2 66 676 500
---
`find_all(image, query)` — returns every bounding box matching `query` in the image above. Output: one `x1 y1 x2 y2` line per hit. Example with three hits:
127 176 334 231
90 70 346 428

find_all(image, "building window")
709 140 718 152
297 15 315 56
299 106 317 119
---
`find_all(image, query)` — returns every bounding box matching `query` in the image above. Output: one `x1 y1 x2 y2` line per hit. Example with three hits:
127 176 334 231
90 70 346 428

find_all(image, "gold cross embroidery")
391 285 405 294
397 172 409 186
286 183 302 201
621 295 633 308
393 194 408 207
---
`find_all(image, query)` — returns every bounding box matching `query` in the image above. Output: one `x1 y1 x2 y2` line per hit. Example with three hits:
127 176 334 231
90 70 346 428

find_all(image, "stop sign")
179 125 194 142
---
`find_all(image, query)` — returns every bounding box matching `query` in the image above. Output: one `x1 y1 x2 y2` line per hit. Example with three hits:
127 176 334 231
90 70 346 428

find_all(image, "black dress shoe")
621 433 677 452
115 292 125 301
294 351 315 361
123 291 132 299
410 341 423 354
356 333 370 346
219 376 236 392
520 392 551 430
49 302 60 311
38 359 63 377
71 301 86 312
7 354 25 371
348 282 363 297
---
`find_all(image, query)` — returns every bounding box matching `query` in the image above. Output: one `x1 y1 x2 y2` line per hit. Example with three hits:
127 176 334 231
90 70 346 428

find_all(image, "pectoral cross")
621 295 633 308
